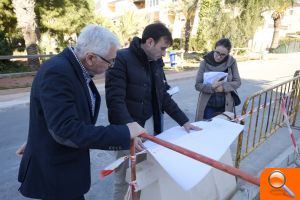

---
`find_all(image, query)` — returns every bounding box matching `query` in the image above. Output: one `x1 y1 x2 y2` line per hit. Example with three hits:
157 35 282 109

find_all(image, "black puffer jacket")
105 37 188 133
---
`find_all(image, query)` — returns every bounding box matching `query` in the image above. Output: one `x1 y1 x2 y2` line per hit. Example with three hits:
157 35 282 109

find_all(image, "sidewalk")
231 115 300 199
0 69 197 110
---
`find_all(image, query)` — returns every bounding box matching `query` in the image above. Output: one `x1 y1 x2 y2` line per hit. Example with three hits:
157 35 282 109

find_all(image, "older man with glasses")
16 24 147 200
93 53 115 68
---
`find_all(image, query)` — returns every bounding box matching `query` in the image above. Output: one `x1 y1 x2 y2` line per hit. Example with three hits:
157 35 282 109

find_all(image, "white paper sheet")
203 72 228 84
167 86 180 96
143 118 244 191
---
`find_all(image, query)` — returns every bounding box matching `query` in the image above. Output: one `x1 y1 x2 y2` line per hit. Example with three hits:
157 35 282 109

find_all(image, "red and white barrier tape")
232 94 293 123
233 98 277 123
99 150 147 179
280 96 300 160
233 95 300 159
99 155 129 178
124 180 139 200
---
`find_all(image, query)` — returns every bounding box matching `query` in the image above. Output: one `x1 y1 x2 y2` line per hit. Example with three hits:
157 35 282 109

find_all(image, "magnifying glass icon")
268 170 295 198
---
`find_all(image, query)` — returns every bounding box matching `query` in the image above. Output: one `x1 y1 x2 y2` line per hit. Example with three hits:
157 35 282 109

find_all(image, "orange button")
261 168 300 199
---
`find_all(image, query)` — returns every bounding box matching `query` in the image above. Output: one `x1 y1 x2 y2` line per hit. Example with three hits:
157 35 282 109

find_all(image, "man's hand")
126 122 147 139
134 137 145 152
182 122 202 133
16 142 26 157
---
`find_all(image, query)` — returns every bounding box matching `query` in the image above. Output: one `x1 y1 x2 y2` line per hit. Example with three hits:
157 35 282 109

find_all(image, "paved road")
0 78 266 200
0 52 300 199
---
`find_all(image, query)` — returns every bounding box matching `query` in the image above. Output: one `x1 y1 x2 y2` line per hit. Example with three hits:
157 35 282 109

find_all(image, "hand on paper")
182 122 202 133
16 142 26 157
127 122 147 139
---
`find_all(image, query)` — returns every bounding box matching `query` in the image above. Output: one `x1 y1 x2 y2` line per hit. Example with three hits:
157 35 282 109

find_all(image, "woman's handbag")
231 90 241 106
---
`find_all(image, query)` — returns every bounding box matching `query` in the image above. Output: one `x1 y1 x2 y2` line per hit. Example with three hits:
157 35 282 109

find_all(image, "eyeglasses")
94 53 115 68
214 51 228 57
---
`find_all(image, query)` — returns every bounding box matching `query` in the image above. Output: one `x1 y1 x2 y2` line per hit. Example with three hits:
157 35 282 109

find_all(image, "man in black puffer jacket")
105 22 201 200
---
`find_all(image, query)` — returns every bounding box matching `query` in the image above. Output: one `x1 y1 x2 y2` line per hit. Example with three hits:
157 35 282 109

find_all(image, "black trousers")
74 196 85 200
73 195 85 200
43 195 85 200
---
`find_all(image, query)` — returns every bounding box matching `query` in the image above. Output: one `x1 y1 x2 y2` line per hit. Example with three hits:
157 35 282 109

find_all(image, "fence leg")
235 131 244 168
292 71 300 126
130 140 137 200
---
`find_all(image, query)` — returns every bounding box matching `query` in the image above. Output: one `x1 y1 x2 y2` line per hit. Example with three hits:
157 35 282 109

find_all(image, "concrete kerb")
0 70 198 110
0 92 30 110
0 71 36 78
231 137 300 200
166 70 197 82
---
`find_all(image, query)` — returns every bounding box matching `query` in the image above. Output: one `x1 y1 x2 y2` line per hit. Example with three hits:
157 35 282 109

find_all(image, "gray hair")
75 24 120 59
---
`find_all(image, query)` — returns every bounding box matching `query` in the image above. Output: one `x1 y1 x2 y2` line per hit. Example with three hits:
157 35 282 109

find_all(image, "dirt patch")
0 67 197 90
0 75 34 89
0 73 107 90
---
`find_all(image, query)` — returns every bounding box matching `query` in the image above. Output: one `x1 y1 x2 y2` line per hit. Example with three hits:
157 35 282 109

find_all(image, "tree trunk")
270 11 282 51
12 0 40 70
184 18 192 52
183 0 199 52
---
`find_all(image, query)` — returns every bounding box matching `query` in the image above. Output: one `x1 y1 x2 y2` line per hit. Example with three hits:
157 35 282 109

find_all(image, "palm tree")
169 0 200 52
112 11 149 47
270 11 282 50
270 0 292 50
12 0 40 70
182 0 199 52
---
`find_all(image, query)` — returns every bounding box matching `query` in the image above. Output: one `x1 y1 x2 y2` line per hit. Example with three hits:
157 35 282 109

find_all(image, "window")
148 0 159 7
133 0 145 9
108 3 115 12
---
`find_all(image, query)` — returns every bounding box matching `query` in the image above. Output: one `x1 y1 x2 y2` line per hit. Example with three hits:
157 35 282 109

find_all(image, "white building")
94 0 189 39
250 5 300 52
95 0 300 51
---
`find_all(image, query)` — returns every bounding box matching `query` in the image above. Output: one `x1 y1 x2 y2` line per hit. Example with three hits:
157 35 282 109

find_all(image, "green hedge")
279 37 300 44
171 37 204 51
0 61 32 74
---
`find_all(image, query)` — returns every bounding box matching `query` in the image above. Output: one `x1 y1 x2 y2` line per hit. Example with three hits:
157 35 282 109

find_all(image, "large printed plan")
142 118 244 191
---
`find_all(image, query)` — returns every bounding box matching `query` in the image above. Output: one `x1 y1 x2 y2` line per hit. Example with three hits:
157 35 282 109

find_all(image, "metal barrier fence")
0 54 56 73
0 54 55 60
273 42 300 54
235 71 300 168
